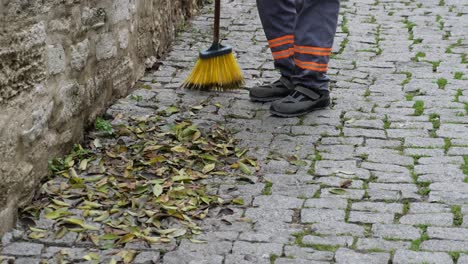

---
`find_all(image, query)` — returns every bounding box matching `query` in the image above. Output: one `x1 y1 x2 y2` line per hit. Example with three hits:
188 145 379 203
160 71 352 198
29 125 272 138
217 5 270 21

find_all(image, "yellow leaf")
153 184 163 197
79 159 88 171
117 234 135 244
171 145 187 153
238 162 252 175
83 252 100 261
232 198 245 205
202 163 216 174
93 211 109 222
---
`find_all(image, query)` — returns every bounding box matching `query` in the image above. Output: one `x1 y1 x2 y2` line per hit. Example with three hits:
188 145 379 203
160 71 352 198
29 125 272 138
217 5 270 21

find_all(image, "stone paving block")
421 240 468 252
404 137 445 148
373 172 413 183
316 177 364 189
304 198 349 209
163 251 224 264
312 222 365 237
320 188 366 200
408 202 452 214
302 235 353 247
264 174 315 185
283 246 334 261
343 128 387 139
245 208 294 222
459 255 468 264
356 238 411 251
372 224 421 240
427 227 468 241
276 259 329 264
368 188 401 201
270 184 320 198
253 195 303 209
192 231 239 242
231 241 283 257
393 250 453 264
334 248 390 264
429 191 468 205
177 239 232 255
1 242 44 256
404 148 446 157
399 213 453 226
224 254 270 264
133 251 160 264
239 231 291 244
351 202 403 214
348 211 394 224
301 209 345 223
321 137 364 146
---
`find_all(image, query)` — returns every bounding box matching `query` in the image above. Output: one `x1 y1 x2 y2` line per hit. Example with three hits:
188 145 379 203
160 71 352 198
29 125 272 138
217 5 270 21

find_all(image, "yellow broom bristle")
182 53 244 91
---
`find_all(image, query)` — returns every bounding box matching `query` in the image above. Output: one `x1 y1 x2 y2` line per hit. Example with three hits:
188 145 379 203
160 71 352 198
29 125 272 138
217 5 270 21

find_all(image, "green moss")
305 244 340 251
454 72 464 80
384 115 391 129
413 51 426 61
429 113 440 129
95 118 113 135
402 72 413 85
413 100 425 116
444 138 452 153
463 156 468 175
452 205 463 226
270 254 278 264
437 78 448 89
454 89 463 102
342 17 349 34
364 89 371 97
262 181 273 195
417 182 431 196
410 226 429 251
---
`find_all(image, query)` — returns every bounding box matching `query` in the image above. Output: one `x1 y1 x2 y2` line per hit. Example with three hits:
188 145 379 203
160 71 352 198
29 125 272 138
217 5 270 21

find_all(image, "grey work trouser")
257 0 340 91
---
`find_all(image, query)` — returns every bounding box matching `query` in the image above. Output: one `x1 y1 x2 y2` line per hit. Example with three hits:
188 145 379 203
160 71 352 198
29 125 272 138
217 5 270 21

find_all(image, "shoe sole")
270 101 331 118
249 96 284 103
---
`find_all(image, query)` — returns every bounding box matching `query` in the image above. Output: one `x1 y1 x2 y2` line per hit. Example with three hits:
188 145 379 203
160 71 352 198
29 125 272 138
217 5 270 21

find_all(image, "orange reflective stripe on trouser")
268 35 294 48
294 45 332 56
272 48 294 60
294 59 328 72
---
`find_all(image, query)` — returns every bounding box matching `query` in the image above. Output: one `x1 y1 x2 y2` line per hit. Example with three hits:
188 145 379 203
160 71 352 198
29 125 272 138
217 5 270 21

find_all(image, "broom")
182 0 244 91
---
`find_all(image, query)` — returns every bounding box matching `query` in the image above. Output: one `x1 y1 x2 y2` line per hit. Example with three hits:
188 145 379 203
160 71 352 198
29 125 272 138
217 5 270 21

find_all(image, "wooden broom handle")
214 0 221 43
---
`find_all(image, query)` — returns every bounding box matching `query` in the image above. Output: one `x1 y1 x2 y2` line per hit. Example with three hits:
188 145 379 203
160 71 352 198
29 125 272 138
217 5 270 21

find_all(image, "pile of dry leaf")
21 107 258 249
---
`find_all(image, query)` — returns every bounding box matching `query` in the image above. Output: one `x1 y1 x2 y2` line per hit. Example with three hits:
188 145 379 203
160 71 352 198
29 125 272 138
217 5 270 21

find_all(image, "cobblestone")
393 250 453 264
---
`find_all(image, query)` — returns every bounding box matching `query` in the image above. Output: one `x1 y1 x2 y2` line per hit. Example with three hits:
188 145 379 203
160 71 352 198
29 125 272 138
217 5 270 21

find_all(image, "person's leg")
256 0 297 79
249 0 298 102
270 0 340 117
293 0 340 92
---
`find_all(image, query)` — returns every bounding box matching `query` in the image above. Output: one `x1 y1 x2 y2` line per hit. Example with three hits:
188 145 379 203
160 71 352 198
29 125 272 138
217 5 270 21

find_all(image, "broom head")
182 43 244 91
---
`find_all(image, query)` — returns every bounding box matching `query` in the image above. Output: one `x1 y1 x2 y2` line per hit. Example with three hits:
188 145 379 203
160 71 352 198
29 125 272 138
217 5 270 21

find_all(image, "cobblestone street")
2 0 468 263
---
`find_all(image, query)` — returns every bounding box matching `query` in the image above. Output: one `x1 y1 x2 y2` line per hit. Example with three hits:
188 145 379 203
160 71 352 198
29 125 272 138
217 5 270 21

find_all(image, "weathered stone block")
70 39 90 70
96 33 117 61
47 44 66 75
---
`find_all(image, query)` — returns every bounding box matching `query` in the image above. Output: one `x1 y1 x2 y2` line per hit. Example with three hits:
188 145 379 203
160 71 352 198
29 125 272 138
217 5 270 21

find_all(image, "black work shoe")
249 76 295 102
270 86 330 118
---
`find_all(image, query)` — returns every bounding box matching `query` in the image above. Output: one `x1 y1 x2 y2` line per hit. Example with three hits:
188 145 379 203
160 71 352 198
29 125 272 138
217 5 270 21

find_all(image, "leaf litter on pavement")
21 105 259 250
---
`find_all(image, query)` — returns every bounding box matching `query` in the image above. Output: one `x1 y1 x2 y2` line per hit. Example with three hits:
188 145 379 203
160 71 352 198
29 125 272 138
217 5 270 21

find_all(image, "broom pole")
213 0 221 44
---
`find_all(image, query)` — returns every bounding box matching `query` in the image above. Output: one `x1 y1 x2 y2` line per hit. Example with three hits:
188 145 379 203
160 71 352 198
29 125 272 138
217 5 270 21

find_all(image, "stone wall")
0 0 202 235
